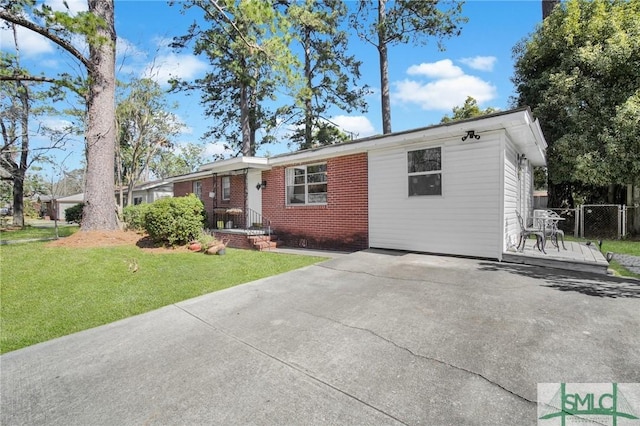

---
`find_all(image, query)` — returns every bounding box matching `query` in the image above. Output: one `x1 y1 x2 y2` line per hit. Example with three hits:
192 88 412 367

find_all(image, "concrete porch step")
253 240 277 251
247 235 276 243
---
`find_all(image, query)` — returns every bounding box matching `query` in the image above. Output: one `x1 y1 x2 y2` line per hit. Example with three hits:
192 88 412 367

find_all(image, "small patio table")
533 210 566 251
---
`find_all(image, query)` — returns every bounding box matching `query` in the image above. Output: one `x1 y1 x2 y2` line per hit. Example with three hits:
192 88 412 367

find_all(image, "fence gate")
580 204 625 239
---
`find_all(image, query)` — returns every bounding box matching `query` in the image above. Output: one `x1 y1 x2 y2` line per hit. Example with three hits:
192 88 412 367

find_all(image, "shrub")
65 203 84 223
123 203 151 231
144 195 204 246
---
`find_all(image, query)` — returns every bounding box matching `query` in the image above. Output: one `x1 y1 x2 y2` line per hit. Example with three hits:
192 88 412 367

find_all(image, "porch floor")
502 240 610 275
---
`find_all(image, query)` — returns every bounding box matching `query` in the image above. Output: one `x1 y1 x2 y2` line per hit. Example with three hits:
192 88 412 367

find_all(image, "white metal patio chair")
516 211 546 254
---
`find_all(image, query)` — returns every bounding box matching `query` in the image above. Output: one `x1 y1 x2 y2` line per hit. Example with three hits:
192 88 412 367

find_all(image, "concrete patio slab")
2 250 639 425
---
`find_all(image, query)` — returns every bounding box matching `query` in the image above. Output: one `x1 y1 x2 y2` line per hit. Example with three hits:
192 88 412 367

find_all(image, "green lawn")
0 242 326 354
599 239 640 279
0 224 79 241
565 236 640 278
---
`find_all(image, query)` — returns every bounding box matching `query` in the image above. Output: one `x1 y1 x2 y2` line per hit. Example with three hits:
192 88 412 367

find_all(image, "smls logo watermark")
538 383 640 426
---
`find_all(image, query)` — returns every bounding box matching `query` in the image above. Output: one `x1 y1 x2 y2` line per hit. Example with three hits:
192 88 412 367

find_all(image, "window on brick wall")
193 181 202 199
286 163 327 205
222 176 231 200
408 147 442 196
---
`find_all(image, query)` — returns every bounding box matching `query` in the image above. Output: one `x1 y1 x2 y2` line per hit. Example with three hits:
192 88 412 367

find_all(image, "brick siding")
262 153 368 251
174 174 245 228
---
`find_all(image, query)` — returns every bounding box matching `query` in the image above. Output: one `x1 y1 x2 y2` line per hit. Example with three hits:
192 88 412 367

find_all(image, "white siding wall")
503 139 520 252
369 134 504 259
524 162 534 217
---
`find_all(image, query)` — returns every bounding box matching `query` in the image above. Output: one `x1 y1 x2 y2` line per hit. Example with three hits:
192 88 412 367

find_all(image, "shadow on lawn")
477 261 640 299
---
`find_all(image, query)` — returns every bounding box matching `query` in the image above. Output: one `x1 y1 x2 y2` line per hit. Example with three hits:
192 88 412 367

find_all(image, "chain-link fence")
581 204 622 239
625 205 639 237
543 204 637 239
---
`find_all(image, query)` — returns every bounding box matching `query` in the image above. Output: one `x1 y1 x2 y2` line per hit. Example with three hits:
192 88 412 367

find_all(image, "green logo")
538 383 640 426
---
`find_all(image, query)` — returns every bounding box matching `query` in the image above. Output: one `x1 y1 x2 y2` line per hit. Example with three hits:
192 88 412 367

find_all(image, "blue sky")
1 0 544 177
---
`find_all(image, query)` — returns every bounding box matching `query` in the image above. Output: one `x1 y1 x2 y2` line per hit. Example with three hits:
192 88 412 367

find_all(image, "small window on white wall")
193 181 202 199
222 176 231 200
407 147 442 196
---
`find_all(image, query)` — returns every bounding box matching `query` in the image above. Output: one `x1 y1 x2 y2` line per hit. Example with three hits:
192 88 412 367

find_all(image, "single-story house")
49 181 173 221
115 180 173 206
50 192 85 221
171 107 547 260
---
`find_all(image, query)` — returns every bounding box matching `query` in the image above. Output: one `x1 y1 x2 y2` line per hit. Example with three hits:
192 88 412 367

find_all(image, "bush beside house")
143 195 204 246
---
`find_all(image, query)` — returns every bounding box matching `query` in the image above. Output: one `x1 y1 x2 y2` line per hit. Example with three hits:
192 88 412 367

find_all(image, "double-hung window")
286 163 327 205
222 176 231 200
407 147 442 196
193 181 203 199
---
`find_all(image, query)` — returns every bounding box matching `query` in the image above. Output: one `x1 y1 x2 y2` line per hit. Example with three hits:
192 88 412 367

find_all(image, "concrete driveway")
2 250 639 425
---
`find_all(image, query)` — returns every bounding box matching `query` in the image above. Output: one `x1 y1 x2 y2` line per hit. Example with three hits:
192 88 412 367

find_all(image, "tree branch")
0 10 92 71
0 75 58 84
201 0 263 53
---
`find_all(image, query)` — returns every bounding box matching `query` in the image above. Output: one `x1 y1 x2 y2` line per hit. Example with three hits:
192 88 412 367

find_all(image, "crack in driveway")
317 262 532 290
297 308 537 407
172 303 408 425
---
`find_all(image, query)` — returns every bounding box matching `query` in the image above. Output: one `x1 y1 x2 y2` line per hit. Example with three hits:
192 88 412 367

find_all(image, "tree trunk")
12 172 25 228
12 80 29 228
81 0 118 231
240 83 251 156
303 27 313 150
542 0 560 19
377 0 392 134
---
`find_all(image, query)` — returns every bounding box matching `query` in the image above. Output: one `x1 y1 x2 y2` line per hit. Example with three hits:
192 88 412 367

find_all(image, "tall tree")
440 96 498 123
0 33 71 226
0 45 31 228
512 0 640 206
115 78 183 207
285 0 368 150
0 0 118 230
148 143 205 179
170 0 298 156
350 0 466 134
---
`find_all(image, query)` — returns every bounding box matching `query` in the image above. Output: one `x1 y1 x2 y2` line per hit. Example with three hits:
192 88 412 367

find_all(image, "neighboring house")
52 193 85 221
171 107 547 260
50 181 173 221
116 180 173 206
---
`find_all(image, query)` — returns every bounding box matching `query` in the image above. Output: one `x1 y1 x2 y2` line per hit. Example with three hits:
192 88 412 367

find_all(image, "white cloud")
459 56 497 72
39 118 75 132
0 25 55 57
117 38 147 63
142 53 208 85
394 58 498 111
203 142 233 158
407 59 464 79
329 115 376 139
394 75 497 111
45 0 87 14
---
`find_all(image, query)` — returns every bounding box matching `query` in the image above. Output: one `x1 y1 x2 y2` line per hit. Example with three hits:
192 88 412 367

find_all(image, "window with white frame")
133 197 143 205
286 163 327 205
407 147 442 196
222 176 231 200
193 181 202 199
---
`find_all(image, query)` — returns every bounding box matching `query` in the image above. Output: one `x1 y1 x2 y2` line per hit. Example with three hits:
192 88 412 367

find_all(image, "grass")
0 242 327 354
0 224 79 241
